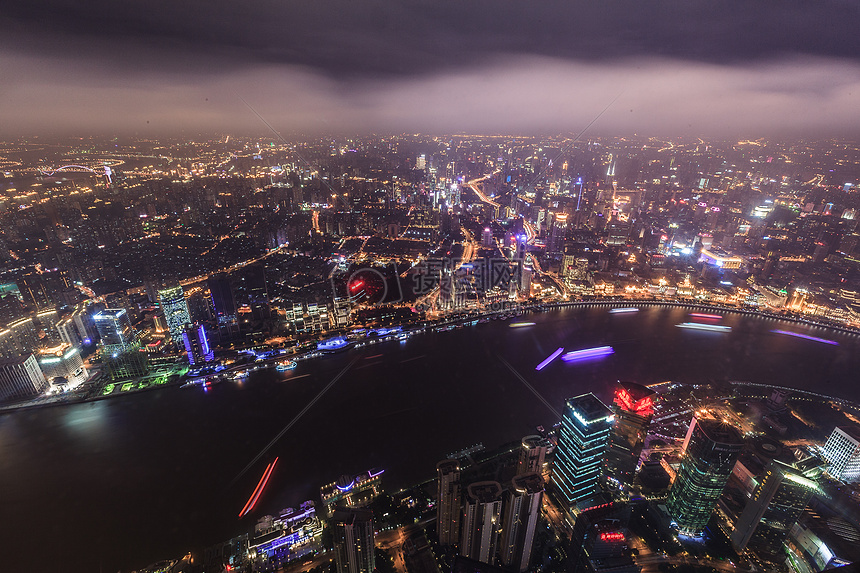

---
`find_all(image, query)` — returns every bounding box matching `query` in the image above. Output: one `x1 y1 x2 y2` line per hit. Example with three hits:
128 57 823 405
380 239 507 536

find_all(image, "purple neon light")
771 330 838 345
561 346 615 362
368 469 385 478
535 347 564 371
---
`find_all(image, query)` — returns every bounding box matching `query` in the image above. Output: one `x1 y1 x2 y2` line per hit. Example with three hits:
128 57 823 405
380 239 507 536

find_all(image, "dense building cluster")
2 136 860 572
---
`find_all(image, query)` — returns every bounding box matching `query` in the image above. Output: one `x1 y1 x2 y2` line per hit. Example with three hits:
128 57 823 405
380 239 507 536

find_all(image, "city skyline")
1 108 860 571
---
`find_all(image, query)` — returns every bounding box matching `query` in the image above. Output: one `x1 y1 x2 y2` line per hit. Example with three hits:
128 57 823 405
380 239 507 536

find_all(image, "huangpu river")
2 305 859 572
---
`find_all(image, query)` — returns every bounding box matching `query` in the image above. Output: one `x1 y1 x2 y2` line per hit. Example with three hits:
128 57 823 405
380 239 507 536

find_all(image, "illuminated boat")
771 330 838 345
676 322 731 333
561 346 615 362
276 360 297 371
689 313 722 320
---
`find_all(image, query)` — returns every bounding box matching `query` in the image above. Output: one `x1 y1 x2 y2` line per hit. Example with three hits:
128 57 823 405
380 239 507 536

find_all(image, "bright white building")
822 426 860 482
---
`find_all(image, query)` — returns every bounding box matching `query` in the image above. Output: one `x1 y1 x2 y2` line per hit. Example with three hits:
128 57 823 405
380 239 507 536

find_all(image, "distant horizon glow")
3 54 860 137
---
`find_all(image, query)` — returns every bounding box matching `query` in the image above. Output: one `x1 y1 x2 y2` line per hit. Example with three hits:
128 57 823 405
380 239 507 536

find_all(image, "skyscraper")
182 323 213 365
460 481 503 564
606 381 656 490
548 213 568 253
553 393 614 507
730 457 823 555
0 353 48 402
436 460 462 547
158 285 191 342
822 426 860 483
666 417 743 537
93 309 148 381
0 317 40 360
482 227 494 248
500 472 544 573
517 435 551 477
93 309 135 346
208 273 237 324
332 507 375 573
37 344 88 387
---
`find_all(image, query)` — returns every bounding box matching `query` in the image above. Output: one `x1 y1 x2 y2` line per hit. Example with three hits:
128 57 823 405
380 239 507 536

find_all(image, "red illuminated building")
605 381 657 490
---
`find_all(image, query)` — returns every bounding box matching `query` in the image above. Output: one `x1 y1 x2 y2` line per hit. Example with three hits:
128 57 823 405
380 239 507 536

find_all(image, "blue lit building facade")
553 393 614 507
182 323 213 365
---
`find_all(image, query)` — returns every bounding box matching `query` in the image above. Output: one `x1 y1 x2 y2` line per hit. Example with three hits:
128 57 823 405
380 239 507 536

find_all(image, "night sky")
2 0 860 136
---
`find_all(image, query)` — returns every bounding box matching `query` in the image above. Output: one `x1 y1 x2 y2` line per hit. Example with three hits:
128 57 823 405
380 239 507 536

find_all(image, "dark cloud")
3 0 860 78
2 0 859 136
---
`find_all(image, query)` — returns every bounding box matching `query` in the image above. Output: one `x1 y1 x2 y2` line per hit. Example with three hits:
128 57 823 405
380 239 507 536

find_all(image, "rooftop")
696 417 744 446
466 481 502 504
511 472 544 495
566 393 612 421
436 459 460 474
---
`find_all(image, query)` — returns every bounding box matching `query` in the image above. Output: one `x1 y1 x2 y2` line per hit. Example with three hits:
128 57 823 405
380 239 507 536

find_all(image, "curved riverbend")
1 305 858 572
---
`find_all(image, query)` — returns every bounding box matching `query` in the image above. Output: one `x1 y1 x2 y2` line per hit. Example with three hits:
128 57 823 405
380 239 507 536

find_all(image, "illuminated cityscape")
3 0 860 571
0 130 858 572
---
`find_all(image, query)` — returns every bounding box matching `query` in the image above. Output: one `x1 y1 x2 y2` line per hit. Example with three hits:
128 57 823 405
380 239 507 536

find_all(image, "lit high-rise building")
500 472 544 573
731 457 823 555
93 309 135 346
38 344 88 388
517 435 551 477
436 460 461 547
553 393 614 507
36 309 62 344
94 309 148 381
460 481 503 564
0 353 48 402
482 227 494 248
0 317 40 361
158 286 191 341
332 507 375 573
548 213 568 253
822 426 860 483
606 381 656 490
56 316 82 347
182 323 213 365
666 417 743 537
207 274 237 325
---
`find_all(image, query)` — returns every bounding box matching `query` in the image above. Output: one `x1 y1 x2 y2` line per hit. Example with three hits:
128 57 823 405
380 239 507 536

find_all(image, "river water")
1 305 858 572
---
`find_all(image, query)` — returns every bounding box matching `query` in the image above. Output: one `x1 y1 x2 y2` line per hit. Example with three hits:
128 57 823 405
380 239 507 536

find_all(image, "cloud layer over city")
3 0 859 136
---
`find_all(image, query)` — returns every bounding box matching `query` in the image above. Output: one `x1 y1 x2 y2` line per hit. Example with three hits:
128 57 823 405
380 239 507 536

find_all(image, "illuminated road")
178 244 288 287
462 170 502 208
375 517 435 573
529 254 567 296
414 226 479 314
635 554 748 573
277 551 332 573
